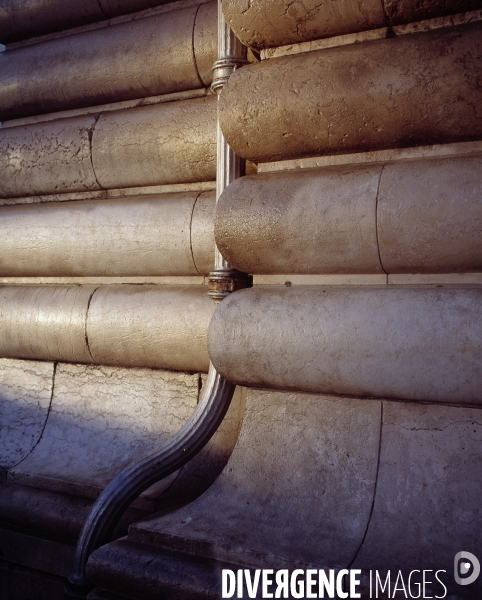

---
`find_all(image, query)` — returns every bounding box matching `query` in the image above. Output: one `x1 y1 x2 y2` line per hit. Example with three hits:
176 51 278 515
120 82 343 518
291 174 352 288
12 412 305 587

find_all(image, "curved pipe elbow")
65 365 235 599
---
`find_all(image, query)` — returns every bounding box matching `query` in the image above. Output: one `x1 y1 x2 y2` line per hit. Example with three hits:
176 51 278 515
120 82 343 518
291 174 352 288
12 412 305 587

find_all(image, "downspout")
64 4 250 597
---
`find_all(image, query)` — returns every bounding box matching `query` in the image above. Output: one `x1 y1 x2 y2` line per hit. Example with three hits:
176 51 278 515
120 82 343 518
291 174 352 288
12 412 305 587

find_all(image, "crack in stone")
9 361 58 473
347 400 384 569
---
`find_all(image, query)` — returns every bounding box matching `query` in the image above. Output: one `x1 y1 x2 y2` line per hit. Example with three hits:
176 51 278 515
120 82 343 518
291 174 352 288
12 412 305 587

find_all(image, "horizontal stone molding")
208 286 482 404
0 95 216 198
219 22 482 163
0 284 212 371
0 191 215 277
0 0 186 44
91 96 216 190
0 2 216 120
215 155 482 274
216 165 384 275
377 155 482 273
222 0 482 50
87 284 212 372
0 114 100 198
0 285 97 363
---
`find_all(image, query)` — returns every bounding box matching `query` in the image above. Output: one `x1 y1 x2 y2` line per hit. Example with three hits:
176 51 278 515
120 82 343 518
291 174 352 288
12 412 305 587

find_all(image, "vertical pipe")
64 4 251 599
208 1 252 299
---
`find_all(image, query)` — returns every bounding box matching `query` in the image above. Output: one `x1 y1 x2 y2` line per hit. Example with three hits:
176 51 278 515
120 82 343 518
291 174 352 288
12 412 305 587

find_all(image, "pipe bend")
65 364 235 599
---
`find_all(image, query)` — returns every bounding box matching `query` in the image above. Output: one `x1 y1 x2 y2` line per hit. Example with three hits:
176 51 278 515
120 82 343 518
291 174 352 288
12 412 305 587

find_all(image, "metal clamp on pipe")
65 2 249 598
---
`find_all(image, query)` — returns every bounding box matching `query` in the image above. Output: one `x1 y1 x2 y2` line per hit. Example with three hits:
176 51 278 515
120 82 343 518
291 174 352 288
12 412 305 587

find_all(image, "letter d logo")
454 551 480 586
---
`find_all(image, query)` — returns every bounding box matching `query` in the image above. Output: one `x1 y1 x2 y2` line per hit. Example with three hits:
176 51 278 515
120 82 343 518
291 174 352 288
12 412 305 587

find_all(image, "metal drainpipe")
64 3 251 598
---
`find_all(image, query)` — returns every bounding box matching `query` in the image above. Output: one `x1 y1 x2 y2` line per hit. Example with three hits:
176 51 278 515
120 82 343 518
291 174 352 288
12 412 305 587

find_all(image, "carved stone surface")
0 285 212 371
92 96 217 189
86 397 482 600
222 0 482 50
87 285 212 373
0 0 180 44
0 2 216 120
378 155 482 273
0 115 99 198
0 96 217 198
354 401 482 598
222 0 385 50
126 389 381 568
208 286 482 403
193 1 218 87
0 192 215 277
0 358 53 470
215 165 383 274
384 0 482 25
0 285 96 363
220 23 482 162
0 0 105 45
0 560 66 600
191 191 216 275
8 364 199 500
215 155 482 274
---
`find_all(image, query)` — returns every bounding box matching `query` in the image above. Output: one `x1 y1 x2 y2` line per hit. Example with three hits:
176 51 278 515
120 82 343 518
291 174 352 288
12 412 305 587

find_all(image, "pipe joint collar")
211 57 249 94
208 268 253 301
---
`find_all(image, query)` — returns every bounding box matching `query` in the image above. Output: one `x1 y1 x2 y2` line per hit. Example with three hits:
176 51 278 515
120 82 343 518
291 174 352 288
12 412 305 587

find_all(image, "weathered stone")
354 401 482 599
0 96 216 198
384 0 482 25
0 286 96 363
215 154 482 275
87 539 229 600
0 192 215 277
208 286 482 404
378 155 482 273
0 560 66 600
219 23 482 162
0 115 99 198
0 3 216 120
0 358 53 470
191 191 216 275
8 364 200 502
0 482 148 541
222 0 482 50
142 383 247 513
193 1 218 87
215 165 383 274
87 285 212 373
99 0 179 19
127 390 381 568
0 528 75 578
92 96 216 189
0 285 212 370
0 0 186 44
0 0 105 44
222 0 386 51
